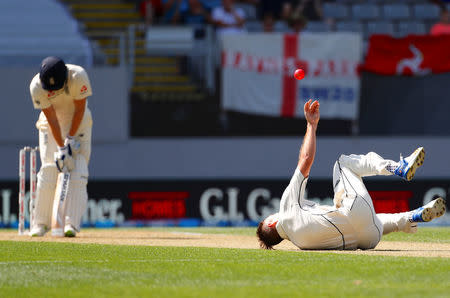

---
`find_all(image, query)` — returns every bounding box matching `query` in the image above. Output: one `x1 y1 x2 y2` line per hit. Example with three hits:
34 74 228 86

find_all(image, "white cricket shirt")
276 168 358 250
29 64 93 135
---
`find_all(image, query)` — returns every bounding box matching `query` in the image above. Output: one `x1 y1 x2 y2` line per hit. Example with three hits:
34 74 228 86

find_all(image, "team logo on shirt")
80 85 88 93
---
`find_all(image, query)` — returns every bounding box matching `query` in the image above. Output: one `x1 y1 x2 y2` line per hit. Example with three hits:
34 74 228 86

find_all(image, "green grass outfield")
0 227 449 298
150 226 450 243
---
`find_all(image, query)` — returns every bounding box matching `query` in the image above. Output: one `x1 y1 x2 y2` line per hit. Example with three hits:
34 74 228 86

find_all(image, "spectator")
212 0 246 35
288 12 307 33
240 0 259 4
181 0 211 25
286 0 323 21
431 8 450 35
259 0 291 20
263 13 275 32
161 0 188 24
139 0 164 28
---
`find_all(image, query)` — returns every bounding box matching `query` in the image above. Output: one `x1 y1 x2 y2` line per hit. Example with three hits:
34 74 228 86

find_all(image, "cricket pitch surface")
0 229 449 258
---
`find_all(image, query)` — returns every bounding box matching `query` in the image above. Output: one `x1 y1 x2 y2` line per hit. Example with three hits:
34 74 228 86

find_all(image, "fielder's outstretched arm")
298 100 320 177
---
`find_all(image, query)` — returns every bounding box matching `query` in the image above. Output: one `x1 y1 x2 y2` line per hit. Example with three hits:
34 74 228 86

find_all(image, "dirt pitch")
0 230 449 258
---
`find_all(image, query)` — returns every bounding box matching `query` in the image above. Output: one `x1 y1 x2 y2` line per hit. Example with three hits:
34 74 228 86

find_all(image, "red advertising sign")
128 191 189 219
369 191 413 213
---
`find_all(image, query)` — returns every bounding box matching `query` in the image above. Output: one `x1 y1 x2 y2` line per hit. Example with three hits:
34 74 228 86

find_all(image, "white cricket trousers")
332 152 394 249
33 123 91 231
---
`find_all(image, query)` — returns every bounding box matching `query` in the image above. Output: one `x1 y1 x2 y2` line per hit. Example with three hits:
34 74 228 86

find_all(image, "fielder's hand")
304 99 320 126
64 136 81 154
54 146 74 172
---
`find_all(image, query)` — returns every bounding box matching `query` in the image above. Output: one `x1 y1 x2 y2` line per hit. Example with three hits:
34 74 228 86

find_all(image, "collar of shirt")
276 221 288 239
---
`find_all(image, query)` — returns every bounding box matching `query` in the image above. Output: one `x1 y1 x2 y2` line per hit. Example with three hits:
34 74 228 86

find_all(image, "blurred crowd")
137 0 323 33
135 0 450 35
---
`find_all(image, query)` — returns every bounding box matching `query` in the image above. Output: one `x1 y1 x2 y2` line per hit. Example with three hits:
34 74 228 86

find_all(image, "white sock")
377 212 417 234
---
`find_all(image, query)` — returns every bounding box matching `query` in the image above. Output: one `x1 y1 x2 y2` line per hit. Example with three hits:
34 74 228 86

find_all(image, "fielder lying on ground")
257 99 446 250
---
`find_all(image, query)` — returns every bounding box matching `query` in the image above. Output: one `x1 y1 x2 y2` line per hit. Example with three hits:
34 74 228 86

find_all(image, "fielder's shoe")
410 197 446 222
29 224 48 237
64 224 76 237
394 147 425 181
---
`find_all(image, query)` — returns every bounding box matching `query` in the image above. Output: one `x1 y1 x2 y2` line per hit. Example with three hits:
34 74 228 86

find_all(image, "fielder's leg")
332 150 425 248
378 197 446 235
332 153 385 249
30 129 58 236
333 152 394 207
336 152 396 178
377 213 418 235
335 148 425 181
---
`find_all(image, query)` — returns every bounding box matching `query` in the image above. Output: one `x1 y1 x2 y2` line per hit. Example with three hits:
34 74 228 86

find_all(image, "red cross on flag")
221 33 362 120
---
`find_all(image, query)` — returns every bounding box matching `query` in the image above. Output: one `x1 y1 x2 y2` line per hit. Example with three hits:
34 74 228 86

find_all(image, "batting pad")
33 165 58 228
63 155 88 231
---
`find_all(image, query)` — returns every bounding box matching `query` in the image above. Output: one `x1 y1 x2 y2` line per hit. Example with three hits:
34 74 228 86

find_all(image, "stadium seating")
397 21 427 36
323 3 350 20
245 21 263 33
336 21 364 33
274 21 289 33
324 0 441 51
0 0 93 66
304 21 332 33
352 4 381 20
413 4 440 20
366 21 395 37
382 4 411 20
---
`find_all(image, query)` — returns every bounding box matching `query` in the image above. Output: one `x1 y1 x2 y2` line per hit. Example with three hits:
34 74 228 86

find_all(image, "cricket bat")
51 171 70 237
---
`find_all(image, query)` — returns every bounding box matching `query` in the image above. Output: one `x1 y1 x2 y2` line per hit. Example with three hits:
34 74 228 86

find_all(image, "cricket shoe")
410 197 446 222
29 224 48 237
64 224 76 237
394 147 425 181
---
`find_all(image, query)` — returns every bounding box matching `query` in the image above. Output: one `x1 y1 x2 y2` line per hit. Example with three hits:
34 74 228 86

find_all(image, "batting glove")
54 145 74 172
64 135 80 154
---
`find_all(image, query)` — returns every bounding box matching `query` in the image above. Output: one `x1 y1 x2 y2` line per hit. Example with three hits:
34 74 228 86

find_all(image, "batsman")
29 56 93 237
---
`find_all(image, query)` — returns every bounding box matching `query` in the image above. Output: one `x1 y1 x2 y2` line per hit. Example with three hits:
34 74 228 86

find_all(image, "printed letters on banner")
221 33 362 119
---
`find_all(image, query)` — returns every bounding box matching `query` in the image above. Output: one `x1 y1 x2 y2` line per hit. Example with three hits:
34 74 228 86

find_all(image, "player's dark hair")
256 220 283 250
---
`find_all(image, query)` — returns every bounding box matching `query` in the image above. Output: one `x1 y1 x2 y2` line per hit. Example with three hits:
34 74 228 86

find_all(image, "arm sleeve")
69 68 93 100
29 76 51 110
279 167 308 213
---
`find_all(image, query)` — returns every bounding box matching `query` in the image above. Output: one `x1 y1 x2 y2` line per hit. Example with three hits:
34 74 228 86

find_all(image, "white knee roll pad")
34 165 58 228
64 155 89 231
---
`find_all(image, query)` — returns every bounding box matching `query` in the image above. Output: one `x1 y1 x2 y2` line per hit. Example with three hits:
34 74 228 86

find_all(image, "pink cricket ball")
294 69 305 80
